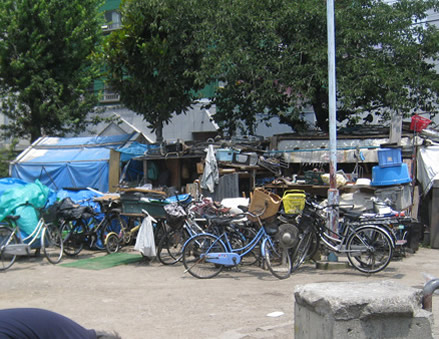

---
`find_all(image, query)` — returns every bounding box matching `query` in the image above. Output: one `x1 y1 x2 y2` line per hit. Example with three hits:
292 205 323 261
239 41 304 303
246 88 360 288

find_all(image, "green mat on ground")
60 253 143 270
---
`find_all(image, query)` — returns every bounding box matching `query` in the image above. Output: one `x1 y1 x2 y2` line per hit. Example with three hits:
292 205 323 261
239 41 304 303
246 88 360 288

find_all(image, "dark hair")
95 330 122 339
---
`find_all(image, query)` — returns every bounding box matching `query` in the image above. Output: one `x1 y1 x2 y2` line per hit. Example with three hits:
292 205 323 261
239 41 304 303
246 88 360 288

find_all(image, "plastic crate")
374 184 412 211
304 170 324 185
371 163 412 186
282 189 306 214
410 115 431 132
232 152 258 166
216 149 238 162
378 148 402 168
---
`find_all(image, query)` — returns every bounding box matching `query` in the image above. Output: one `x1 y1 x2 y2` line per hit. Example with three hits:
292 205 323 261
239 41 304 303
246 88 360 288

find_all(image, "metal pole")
327 0 339 259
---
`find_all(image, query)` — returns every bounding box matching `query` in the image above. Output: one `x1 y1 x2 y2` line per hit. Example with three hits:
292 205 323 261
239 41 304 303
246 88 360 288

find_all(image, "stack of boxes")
371 147 412 210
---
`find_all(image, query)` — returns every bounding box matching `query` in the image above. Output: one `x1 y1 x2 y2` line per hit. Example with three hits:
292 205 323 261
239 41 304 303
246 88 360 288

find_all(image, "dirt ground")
0 247 438 339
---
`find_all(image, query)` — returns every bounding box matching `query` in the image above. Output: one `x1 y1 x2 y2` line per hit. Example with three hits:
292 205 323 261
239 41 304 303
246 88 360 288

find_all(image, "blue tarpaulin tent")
10 134 143 193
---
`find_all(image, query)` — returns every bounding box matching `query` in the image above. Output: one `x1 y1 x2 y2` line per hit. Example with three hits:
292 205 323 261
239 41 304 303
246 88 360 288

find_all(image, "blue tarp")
10 134 140 193
0 177 28 195
117 141 158 162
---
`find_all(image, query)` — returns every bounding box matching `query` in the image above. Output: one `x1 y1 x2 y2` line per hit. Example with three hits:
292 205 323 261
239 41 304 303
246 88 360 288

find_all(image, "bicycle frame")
3 217 46 255
22 218 46 245
302 203 395 256
185 224 271 266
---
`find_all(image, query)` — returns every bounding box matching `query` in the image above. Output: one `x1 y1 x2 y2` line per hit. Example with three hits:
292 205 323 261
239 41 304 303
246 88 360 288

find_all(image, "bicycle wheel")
100 214 126 249
61 220 86 256
291 229 315 272
263 238 292 279
182 234 226 279
105 233 120 254
0 226 18 271
346 226 393 274
157 228 187 265
42 223 64 264
305 230 320 261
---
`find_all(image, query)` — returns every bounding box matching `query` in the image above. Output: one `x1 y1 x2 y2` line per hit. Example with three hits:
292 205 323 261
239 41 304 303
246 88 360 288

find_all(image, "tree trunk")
312 88 329 132
155 120 164 144
30 110 42 143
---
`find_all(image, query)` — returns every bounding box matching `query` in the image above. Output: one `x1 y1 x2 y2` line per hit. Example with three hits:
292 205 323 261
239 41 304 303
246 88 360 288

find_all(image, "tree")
0 139 18 178
200 0 439 133
104 0 206 143
0 0 104 142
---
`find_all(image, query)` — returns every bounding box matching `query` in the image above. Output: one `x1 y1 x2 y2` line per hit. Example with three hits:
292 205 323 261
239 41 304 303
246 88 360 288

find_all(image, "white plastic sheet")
417 146 439 195
134 215 156 257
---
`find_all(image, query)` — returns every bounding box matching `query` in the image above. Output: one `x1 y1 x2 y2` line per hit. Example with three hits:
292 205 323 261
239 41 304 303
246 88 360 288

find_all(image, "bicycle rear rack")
3 243 31 256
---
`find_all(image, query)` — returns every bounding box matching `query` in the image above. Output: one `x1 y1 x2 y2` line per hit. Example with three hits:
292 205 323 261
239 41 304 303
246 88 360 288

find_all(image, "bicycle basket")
164 203 186 229
248 188 281 221
41 204 58 224
56 197 94 220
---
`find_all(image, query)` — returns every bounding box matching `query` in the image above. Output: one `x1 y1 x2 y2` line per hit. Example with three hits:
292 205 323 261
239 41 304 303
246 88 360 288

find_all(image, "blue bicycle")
181 209 292 279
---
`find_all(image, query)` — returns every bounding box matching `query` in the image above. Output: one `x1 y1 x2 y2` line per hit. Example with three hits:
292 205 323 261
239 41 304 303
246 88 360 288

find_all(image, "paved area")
0 247 438 338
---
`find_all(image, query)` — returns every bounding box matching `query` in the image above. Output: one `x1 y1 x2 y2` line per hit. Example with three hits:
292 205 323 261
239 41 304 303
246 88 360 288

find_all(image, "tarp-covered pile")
10 134 140 192
0 179 53 237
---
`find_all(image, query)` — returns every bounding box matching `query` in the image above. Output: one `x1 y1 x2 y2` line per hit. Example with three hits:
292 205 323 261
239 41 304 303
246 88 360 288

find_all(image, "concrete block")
294 280 433 339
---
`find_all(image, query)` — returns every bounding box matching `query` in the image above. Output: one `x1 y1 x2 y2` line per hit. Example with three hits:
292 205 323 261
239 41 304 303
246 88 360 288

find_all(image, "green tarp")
0 180 51 236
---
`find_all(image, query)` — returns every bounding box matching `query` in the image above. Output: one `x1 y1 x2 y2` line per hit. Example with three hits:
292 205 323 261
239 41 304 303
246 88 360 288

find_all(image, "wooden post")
389 113 403 144
109 149 120 193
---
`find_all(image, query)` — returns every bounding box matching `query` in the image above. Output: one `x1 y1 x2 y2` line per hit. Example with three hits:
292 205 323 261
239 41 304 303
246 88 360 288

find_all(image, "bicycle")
156 198 205 265
157 214 205 265
0 203 64 270
104 215 140 254
60 197 124 256
291 195 395 274
156 196 256 266
181 206 292 280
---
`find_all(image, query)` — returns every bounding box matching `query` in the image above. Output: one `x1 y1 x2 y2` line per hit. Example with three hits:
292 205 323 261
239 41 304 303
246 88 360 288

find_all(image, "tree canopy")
199 0 439 133
104 0 206 142
0 0 103 142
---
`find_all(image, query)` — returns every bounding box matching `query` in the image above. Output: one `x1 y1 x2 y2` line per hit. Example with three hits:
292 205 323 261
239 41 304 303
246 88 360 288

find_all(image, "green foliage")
104 0 207 142
0 0 104 142
199 0 439 133
0 139 18 178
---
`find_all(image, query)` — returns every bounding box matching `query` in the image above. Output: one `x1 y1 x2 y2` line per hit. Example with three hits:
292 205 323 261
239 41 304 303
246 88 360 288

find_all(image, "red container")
410 115 431 132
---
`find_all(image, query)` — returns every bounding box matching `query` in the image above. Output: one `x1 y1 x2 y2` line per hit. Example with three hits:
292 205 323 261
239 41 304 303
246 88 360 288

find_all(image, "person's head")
96 330 122 339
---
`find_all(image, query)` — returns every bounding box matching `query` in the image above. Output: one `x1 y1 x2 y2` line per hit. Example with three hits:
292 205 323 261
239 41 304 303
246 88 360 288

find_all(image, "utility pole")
327 0 339 260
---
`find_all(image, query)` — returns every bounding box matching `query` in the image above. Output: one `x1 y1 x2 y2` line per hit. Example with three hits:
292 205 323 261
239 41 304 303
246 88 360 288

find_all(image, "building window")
102 10 121 31
101 84 120 103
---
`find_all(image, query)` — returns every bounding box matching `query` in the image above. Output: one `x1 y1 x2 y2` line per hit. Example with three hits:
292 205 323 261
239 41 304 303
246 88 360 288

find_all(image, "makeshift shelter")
10 133 146 193
417 145 439 249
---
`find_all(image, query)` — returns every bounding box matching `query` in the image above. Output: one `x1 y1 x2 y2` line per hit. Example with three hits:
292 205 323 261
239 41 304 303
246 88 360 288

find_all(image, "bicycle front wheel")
42 223 64 264
263 238 292 280
101 214 126 249
182 234 226 279
61 220 86 256
0 226 18 271
346 226 393 274
157 228 187 265
291 229 315 272
105 233 120 254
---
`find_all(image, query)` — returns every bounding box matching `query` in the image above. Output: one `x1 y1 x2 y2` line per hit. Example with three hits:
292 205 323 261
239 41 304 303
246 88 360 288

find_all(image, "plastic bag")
134 215 156 257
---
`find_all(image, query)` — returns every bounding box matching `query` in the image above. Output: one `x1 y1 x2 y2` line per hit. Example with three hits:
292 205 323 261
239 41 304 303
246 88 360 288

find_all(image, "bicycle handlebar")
244 201 268 220
306 199 354 212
